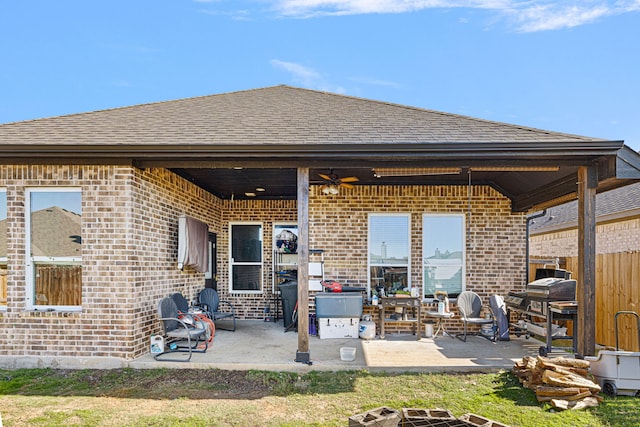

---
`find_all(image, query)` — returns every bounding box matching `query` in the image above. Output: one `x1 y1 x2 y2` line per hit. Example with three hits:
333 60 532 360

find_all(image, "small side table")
425 311 455 338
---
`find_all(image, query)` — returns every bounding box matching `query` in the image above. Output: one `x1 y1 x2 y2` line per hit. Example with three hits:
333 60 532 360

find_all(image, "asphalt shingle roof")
0 206 81 257
0 85 604 146
530 181 640 233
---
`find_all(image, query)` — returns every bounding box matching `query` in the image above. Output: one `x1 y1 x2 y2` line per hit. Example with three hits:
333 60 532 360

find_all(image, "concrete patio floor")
130 320 571 373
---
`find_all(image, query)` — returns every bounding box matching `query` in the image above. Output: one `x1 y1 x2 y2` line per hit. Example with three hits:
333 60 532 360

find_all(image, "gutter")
526 209 548 283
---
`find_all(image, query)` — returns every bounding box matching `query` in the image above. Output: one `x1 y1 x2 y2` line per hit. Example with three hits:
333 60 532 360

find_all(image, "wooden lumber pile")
512 355 603 410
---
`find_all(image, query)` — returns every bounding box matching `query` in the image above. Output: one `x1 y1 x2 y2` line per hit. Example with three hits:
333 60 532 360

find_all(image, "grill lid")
526 277 576 300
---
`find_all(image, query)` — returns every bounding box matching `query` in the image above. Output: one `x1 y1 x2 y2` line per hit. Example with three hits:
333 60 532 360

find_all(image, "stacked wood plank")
512 355 603 410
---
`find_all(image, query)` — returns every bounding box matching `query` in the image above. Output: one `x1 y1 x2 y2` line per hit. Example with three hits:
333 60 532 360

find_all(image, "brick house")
529 181 640 350
530 181 640 258
0 85 639 367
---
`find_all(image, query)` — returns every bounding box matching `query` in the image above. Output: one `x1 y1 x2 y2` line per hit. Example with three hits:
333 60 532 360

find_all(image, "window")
368 214 410 296
0 189 6 309
25 188 82 310
273 223 298 291
229 223 262 292
423 214 465 298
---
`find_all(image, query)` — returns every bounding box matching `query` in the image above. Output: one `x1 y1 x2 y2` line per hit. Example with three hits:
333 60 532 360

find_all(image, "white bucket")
150 335 164 354
424 323 434 338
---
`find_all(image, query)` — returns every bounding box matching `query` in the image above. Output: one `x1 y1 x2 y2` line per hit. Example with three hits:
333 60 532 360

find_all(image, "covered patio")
128 320 561 373
2 85 640 368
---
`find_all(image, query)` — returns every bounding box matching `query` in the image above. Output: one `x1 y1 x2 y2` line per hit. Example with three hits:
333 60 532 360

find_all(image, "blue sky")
1 1 639 151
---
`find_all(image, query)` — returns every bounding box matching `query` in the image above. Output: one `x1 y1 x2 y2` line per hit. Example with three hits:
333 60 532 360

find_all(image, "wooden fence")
531 252 640 352
0 269 6 305
35 265 82 306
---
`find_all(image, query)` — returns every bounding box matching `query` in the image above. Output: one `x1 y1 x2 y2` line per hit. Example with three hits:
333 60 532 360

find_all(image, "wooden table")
378 296 422 340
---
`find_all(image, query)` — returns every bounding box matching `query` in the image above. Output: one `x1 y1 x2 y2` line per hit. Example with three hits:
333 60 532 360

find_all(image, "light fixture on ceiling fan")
318 170 359 195
321 183 340 195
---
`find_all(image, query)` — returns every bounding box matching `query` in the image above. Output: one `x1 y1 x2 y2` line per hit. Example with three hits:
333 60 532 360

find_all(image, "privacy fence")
531 252 640 352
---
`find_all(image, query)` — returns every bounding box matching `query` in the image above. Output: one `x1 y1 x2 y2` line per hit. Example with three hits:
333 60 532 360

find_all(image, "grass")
0 368 638 426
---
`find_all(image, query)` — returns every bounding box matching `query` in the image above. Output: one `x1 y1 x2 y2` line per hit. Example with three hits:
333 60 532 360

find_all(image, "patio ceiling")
169 165 578 205
166 141 640 212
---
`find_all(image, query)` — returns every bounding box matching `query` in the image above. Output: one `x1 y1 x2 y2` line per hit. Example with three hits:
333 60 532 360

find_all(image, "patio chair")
198 288 237 331
171 291 216 342
170 292 191 314
489 294 510 341
456 291 496 342
155 297 208 362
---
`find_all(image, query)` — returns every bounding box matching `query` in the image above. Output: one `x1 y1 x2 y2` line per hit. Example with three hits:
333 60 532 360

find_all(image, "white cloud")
270 59 346 93
505 3 617 32
270 0 640 32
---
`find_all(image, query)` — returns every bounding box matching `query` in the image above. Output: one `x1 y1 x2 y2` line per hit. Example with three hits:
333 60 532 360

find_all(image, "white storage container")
318 317 360 339
340 347 356 361
150 335 164 354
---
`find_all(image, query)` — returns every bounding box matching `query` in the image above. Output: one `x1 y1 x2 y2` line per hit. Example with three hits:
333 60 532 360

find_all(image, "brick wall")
219 199 297 321
127 168 221 357
0 165 527 362
306 185 526 334
0 165 220 361
529 216 640 257
308 185 527 299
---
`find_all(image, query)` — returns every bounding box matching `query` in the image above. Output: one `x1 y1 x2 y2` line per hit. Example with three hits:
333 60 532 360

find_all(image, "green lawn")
0 368 638 426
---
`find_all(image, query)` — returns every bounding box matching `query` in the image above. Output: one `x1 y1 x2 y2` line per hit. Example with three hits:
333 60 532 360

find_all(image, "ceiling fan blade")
340 176 359 183
318 173 333 181
340 182 355 189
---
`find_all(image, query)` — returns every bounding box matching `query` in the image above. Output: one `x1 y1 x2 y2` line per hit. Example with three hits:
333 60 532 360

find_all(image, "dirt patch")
29 369 281 400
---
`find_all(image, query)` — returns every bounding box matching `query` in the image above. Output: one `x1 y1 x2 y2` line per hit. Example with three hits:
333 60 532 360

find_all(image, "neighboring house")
0 85 639 367
529 181 640 350
530 181 640 257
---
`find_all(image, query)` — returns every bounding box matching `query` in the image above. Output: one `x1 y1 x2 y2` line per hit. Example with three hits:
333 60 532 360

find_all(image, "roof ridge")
273 86 602 141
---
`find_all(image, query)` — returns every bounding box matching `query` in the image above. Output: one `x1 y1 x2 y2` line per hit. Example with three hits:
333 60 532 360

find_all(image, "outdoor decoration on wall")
275 228 298 253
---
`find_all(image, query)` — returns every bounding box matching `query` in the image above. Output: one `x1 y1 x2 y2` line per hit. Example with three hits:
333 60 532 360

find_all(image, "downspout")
525 209 547 284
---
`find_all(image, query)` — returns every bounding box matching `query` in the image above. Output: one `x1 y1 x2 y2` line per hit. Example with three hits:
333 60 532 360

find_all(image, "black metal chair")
456 291 496 342
155 297 208 362
198 288 237 331
170 292 191 314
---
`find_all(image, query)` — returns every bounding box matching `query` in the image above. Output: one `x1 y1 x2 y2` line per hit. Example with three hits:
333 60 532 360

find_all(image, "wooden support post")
295 167 311 364
577 165 597 357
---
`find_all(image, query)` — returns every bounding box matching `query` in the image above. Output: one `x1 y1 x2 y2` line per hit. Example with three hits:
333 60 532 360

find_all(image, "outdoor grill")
506 276 576 314
506 273 578 356
525 277 576 315
526 276 576 299
504 291 529 311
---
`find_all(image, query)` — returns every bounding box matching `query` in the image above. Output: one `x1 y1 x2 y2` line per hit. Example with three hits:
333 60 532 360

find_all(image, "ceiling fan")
317 170 359 194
